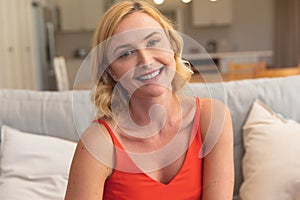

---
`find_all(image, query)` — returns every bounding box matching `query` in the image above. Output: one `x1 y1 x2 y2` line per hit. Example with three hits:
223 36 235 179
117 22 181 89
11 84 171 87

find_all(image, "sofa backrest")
0 89 94 142
187 75 300 197
1 75 300 198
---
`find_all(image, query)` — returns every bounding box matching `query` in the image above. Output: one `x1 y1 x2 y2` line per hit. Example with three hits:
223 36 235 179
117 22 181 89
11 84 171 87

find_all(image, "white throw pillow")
240 99 300 200
0 125 77 200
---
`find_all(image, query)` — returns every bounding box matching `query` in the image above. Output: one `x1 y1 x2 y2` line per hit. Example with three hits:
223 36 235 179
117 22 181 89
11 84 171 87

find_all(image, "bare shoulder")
79 120 115 167
65 121 114 200
199 98 230 114
199 98 232 140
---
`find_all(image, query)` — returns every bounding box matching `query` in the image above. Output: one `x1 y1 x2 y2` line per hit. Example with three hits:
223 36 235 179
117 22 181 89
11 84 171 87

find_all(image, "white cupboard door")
213 0 232 25
0 0 7 88
192 0 232 27
19 0 37 89
0 0 36 89
3 0 21 88
192 0 212 26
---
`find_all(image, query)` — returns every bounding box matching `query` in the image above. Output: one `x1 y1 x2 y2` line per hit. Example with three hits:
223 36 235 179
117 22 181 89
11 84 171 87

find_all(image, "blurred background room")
0 0 299 90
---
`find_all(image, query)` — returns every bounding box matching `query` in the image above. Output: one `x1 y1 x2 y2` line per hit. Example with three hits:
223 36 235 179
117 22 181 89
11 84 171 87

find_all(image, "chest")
146 152 187 184
103 131 203 200
114 124 201 181
117 125 190 178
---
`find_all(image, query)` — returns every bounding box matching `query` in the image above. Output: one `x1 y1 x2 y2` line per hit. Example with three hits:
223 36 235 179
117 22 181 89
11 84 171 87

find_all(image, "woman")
65 1 234 199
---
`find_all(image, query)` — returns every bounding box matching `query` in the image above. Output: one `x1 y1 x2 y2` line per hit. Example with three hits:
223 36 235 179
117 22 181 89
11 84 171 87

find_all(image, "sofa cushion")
0 125 76 200
240 99 300 199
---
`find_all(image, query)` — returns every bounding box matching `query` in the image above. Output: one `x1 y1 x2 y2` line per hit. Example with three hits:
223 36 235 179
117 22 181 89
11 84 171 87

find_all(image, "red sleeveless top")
96 98 203 200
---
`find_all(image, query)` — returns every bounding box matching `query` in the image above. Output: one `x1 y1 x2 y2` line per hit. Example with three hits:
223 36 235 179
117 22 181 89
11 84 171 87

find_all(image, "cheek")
109 62 133 81
162 52 176 69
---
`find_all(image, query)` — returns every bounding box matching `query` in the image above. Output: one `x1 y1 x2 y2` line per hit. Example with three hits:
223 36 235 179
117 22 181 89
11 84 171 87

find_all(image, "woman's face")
106 12 176 98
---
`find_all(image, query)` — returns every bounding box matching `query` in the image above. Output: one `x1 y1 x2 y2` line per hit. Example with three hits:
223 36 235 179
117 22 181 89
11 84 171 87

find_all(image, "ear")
106 68 119 82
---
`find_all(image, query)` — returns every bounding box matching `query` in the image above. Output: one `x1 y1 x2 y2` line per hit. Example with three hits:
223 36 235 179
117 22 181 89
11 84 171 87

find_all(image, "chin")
133 83 172 98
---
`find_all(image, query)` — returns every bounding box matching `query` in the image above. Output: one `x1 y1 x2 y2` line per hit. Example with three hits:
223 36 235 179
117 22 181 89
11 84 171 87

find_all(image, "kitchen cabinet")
55 0 105 31
192 0 232 27
0 0 37 89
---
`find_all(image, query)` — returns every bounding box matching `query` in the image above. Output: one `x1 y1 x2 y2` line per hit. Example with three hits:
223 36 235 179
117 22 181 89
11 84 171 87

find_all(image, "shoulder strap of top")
196 97 200 112
196 97 200 123
190 98 201 143
93 119 125 149
198 97 202 133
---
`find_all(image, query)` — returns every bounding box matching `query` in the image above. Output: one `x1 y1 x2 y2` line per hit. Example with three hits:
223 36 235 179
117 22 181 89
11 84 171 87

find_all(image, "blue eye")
119 50 135 59
147 39 159 47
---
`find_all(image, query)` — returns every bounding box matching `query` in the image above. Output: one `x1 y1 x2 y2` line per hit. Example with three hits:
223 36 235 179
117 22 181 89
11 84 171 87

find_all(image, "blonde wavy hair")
91 0 193 119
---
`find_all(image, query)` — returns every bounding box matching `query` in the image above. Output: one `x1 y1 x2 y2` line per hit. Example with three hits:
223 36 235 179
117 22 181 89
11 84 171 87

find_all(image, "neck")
128 91 180 127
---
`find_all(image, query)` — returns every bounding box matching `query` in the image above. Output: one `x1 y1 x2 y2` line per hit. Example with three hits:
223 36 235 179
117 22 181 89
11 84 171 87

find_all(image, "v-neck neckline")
98 98 200 186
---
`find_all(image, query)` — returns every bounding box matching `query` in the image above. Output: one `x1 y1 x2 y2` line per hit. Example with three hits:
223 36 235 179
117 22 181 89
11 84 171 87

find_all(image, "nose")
137 48 154 68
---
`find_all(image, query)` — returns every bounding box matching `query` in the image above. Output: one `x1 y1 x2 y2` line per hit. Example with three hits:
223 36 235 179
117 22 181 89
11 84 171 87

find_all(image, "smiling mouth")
135 67 164 81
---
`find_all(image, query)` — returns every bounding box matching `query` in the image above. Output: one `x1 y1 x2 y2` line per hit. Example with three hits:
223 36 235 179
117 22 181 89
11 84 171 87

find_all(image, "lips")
135 67 164 81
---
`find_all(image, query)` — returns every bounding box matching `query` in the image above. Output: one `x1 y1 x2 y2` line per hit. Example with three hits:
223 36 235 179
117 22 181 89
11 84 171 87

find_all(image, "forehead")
113 12 163 35
106 12 168 55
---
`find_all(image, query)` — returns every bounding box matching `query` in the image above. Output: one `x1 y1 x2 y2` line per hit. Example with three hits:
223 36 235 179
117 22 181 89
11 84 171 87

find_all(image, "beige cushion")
240 99 300 200
0 125 76 200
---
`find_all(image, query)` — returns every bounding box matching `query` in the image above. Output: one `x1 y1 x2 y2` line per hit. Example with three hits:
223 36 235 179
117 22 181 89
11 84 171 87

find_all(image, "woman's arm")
65 123 114 200
200 99 234 200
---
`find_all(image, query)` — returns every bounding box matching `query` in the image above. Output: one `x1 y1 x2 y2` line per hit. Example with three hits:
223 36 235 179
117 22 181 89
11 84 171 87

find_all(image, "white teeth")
137 69 161 81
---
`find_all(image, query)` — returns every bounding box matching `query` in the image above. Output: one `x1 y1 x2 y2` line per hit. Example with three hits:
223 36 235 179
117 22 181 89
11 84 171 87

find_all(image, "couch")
0 75 300 200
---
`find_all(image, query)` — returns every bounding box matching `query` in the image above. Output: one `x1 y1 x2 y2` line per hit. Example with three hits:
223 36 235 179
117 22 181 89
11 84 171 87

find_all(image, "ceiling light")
181 0 192 3
210 0 217 1
153 0 165 5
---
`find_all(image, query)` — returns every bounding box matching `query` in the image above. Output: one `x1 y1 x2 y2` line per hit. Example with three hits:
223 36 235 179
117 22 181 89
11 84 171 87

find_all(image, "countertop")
183 50 273 60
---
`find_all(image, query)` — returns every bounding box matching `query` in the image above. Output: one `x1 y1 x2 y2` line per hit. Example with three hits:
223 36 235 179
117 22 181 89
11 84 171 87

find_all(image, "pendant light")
153 0 165 5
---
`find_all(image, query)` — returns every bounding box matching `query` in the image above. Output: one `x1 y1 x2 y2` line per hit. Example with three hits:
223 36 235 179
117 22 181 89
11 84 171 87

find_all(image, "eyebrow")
144 31 160 41
112 31 160 54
